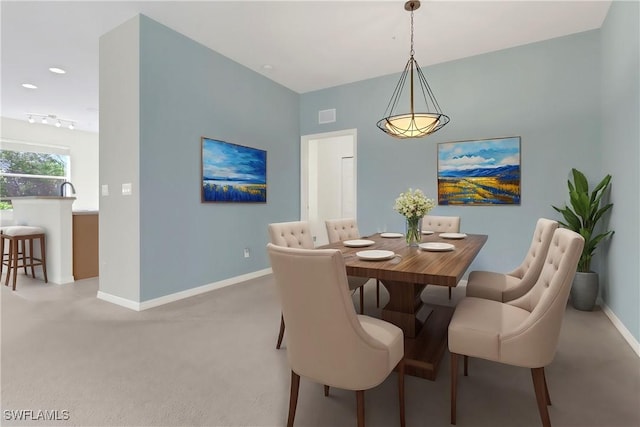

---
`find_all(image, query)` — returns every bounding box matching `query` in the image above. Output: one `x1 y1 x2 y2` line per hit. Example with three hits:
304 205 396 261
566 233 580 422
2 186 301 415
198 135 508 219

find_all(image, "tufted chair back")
267 243 403 389
422 215 461 233
503 218 559 301
501 228 584 366
448 228 584 426
268 221 315 249
325 218 361 243
465 218 559 303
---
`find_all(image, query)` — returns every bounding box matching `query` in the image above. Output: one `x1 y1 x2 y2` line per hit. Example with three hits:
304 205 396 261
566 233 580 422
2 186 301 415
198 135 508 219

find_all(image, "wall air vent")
318 109 336 124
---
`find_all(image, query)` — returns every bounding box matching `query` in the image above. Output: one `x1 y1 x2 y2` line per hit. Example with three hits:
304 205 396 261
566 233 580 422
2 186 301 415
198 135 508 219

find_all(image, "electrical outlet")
243 248 250 258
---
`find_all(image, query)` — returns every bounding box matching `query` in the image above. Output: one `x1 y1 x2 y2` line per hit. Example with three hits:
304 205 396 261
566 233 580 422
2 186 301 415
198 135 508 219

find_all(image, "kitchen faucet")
60 181 76 197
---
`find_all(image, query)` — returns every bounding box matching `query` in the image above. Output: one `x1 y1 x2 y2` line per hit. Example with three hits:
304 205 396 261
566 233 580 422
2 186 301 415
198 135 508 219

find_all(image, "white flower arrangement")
394 188 436 219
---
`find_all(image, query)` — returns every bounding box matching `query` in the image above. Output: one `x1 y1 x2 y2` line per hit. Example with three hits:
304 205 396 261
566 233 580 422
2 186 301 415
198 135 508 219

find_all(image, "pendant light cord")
410 8 415 57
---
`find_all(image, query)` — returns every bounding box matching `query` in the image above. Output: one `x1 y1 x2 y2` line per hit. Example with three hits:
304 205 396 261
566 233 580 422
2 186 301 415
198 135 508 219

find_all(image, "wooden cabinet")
72 212 99 279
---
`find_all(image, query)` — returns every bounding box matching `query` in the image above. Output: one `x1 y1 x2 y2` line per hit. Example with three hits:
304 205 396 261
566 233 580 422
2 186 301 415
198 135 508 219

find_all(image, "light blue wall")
301 31 602 276
138 16 299 300
601 0 640 342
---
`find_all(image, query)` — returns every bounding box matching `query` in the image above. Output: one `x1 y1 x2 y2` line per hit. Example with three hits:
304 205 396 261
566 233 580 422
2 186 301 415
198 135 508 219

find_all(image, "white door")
301 129 357 246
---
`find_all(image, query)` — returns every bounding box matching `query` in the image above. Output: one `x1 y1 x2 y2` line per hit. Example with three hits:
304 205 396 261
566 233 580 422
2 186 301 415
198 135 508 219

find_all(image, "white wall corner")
96 290 141 311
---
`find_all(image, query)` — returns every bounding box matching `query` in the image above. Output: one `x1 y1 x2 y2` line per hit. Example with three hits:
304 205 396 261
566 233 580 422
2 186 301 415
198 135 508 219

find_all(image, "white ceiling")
1 0 611 133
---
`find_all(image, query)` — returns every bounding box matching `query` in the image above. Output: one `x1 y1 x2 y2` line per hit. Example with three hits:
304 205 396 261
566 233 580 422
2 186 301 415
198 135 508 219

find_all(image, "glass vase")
405 216 423 247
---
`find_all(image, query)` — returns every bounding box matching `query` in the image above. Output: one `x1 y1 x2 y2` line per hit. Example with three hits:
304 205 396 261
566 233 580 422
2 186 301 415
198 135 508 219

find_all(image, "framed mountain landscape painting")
437 136 521 205
201 137 267 203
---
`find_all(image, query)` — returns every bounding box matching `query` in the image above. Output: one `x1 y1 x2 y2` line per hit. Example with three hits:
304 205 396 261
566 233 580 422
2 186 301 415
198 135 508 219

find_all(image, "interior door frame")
300 128 358 226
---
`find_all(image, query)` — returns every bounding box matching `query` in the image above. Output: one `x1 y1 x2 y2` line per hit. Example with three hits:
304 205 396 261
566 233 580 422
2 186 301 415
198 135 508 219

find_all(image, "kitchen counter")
73 210 99 216
10 196 77 200
10 197 75 283
73 212 99 279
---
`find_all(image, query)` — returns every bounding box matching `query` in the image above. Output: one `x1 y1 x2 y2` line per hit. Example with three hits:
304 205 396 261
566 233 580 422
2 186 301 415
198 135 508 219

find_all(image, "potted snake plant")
552 168 614 311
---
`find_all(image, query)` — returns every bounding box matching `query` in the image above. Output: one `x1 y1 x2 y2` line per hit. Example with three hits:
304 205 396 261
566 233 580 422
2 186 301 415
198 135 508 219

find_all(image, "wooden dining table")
319 232 488 380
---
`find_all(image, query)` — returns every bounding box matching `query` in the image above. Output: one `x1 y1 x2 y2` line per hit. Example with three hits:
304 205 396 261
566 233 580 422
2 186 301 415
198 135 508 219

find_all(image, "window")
0 142 70 209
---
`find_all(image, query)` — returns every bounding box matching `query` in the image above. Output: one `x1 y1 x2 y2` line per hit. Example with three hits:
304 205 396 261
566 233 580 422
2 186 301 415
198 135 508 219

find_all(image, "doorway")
301 129 357 246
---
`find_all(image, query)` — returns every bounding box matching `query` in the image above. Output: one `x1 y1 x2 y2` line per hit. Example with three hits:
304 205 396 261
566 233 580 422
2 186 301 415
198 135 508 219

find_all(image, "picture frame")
201 137 267 203
437 136 521 205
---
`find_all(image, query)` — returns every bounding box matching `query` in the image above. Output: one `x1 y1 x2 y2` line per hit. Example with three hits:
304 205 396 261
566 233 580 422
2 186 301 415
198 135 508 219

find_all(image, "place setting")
439 232 467 239
342 239 375 248
380 232 403 238
355 250 398 261
418 242 456 252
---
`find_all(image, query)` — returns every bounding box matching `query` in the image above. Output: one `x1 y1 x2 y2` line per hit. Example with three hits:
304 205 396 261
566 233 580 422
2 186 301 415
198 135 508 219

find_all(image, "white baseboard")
97 268 273 311
602 304 640 358
97 290 141 311
50 275 75 285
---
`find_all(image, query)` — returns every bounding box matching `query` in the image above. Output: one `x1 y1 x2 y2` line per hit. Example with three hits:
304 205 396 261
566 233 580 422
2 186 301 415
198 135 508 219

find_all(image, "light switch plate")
101 184 109 196
122 183 132 196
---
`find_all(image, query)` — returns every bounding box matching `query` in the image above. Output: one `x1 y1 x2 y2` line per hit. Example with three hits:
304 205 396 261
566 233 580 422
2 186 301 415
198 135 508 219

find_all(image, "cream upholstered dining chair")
268 221 368 349
267 243 405 427
325 218 378 310
466 218 559 302
448 228 584 427
422 215 461 234
421 215 461 299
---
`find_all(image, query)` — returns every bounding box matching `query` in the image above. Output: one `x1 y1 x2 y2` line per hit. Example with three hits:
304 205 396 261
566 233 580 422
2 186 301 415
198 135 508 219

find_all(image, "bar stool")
0 226 48 290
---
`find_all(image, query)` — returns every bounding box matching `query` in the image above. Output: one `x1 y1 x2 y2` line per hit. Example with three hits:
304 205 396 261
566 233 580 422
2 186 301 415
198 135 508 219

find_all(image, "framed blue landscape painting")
201 137 267 203
437 136 521 205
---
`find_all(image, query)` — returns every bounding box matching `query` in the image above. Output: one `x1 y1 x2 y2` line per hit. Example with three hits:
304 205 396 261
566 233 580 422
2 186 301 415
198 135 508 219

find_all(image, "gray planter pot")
571 271 599 311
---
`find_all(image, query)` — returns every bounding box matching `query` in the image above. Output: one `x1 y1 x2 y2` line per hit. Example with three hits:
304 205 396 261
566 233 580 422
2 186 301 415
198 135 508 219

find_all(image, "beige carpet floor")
1 272 639 427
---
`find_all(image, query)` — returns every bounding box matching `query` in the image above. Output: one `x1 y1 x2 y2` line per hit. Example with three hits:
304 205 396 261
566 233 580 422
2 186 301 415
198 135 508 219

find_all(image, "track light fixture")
26 113 76 130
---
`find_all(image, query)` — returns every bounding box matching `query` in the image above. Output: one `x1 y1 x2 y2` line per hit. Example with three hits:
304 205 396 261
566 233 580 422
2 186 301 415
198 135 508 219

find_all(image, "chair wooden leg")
276 314 285 349
21 240 28 275
0 234 4 277
531 368 552 427
324 385 330 396
448 286 452 299
359 287 364 314
11 239 18 291
451 352 458 425
398 359 405 427
4 238 11 287
376 279 380 308
27 238 36 278
464 355 468 376
356 390 365 427
543 368 551 405
39 236 48 283
287 371 300 427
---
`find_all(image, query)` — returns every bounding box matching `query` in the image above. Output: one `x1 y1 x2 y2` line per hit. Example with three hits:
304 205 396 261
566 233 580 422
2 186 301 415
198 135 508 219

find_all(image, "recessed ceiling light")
49 67 66 74
21 83 38 89
262 64 273 71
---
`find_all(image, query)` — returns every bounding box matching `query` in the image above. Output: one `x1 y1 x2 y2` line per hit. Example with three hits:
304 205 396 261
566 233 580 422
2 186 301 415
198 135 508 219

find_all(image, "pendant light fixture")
377 1 449 139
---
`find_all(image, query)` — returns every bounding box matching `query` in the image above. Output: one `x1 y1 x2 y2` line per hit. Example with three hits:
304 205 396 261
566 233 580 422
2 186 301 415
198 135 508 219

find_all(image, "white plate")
343 239 375 248
356 250 396 261
419 242 455 252
421 230 434 235
380 232 403 238
439 232 467 239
